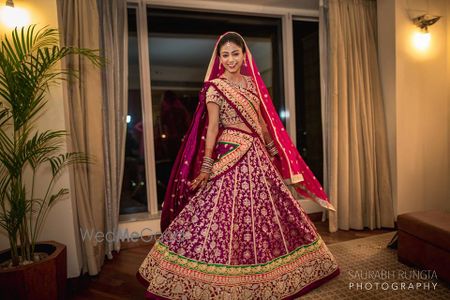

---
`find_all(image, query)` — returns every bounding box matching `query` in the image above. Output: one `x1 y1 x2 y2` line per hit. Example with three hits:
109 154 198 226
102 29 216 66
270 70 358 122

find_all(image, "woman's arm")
204 102 220 158
257 106 272 144
188 102 220 190
257 105 278 157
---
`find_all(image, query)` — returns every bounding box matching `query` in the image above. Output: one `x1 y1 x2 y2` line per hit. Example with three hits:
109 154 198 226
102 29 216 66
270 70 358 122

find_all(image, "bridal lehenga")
137 33 339 299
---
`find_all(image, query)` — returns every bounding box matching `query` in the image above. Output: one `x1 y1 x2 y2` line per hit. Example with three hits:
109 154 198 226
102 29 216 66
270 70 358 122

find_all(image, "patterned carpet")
301 232 449 299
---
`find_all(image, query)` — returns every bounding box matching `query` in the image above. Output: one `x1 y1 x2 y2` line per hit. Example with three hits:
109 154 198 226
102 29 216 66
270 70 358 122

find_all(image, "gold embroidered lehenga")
137 71 339 299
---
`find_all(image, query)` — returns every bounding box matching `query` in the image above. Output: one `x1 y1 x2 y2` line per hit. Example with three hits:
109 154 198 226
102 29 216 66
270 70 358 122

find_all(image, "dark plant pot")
0 241 67 300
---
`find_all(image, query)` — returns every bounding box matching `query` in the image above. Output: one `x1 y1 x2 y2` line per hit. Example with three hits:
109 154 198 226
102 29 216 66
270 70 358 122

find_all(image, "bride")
137 32 339 299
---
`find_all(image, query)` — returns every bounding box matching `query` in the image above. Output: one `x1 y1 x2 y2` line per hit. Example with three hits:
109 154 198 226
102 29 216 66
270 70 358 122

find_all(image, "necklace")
222 75 246 89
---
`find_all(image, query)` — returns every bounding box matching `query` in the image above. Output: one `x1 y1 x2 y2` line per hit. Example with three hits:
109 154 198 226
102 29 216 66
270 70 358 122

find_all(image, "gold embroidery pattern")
206 86 244 126
159 177 225 261
222 100 244 126
138 136 340 299
223 76 260 112
244 76 258 94
242 77 261 113
138 237 338 299
210 129 253 179
199 176 225 260
206 86 223 106
211 79 262 138
227 167 238 264
150 237 321 275
247 154 258 264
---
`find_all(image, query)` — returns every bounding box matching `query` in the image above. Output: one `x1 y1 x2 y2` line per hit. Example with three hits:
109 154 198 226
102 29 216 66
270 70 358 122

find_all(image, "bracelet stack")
265 140 278 157
200 156 214 174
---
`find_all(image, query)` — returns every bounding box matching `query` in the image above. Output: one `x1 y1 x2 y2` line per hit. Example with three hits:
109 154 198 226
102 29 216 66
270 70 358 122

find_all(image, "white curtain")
320 0 395 231
58 0 128 274
98 0 128 259
57 0 106 275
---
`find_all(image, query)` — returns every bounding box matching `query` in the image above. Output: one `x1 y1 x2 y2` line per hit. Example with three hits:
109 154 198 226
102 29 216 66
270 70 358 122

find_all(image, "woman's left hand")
188 172 210 191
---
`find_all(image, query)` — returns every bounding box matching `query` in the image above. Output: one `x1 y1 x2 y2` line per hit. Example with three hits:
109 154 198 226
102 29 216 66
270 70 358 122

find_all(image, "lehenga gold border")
138 236 339 299
146 237 324 277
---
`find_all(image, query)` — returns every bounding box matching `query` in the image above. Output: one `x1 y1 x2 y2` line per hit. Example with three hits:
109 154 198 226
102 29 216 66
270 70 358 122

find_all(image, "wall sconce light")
412 14 441 32
411 14 440 51
1 0 30 29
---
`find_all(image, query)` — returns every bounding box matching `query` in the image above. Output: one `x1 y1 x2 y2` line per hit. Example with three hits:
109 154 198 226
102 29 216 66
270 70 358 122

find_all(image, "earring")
244 60 247 67
219 62 222 70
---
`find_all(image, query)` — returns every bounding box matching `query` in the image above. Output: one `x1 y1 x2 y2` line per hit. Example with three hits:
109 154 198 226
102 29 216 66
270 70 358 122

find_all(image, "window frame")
122 0 320 228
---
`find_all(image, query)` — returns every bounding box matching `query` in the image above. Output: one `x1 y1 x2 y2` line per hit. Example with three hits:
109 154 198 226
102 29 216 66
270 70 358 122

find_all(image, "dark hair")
216 33 246 56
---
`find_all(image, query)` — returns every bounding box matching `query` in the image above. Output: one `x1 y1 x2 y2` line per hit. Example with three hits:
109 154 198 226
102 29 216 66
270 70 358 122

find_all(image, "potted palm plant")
0 25 101 299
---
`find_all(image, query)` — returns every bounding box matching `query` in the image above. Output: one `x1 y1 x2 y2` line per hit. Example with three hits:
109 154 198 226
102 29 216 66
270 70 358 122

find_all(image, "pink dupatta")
160 32 335 233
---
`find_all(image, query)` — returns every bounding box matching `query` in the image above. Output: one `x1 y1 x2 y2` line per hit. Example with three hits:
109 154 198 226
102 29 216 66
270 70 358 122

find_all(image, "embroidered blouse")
206 76 258 127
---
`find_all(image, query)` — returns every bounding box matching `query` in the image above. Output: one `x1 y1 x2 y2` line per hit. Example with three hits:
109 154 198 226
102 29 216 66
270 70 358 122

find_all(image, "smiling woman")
217 33 246 71
137 31 339 299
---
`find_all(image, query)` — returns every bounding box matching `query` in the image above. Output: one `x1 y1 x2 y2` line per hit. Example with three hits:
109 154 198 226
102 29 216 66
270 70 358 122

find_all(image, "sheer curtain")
57 0 105 275
57 0 128 274
97 0 128 260
320 0 395 232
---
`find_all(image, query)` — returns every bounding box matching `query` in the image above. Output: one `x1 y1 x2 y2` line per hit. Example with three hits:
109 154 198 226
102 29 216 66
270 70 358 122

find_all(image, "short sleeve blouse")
205 85 243 126
205 86 223 107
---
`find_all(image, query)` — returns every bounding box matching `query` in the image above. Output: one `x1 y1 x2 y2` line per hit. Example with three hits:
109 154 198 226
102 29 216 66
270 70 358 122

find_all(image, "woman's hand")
269 151 279 163
188 172 210 191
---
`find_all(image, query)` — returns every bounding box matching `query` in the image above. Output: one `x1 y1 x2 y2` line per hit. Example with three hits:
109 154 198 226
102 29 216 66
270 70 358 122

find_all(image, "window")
293 20 324 184
120 7 149 215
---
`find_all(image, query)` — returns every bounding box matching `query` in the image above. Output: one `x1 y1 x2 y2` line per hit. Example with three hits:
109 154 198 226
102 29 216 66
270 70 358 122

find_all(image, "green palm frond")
0 107 11 127
0 25 102 129
22 130 67 169
46 152 90 177
48 188 69 206
0 130 16 176
0 25 101 265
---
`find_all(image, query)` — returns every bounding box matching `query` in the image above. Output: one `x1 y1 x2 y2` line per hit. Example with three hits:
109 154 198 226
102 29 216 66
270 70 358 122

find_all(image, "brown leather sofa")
397 210 450 283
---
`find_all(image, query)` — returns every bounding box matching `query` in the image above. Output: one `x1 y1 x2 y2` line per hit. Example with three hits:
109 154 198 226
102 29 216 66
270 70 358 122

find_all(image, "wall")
0 0 82 278
378 0 450 217
448 0 450 211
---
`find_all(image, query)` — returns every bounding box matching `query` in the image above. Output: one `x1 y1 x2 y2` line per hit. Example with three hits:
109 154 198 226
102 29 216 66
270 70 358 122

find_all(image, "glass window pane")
120 7 149 215
293 20 324 184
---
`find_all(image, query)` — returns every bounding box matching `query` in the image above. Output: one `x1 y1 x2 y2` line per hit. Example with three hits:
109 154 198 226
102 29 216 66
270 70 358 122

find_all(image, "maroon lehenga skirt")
137 127 339 299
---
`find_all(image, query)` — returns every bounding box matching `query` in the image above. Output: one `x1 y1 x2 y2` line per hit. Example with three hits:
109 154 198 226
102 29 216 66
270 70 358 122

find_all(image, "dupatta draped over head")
160 32 335 232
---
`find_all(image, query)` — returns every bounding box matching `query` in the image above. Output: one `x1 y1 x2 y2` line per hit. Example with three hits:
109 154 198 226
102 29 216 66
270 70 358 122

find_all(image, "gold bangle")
265 140 275 148
201 156 214 173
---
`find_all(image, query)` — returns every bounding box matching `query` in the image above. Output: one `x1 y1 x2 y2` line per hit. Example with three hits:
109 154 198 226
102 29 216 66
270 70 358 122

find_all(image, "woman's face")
219 41 245 75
